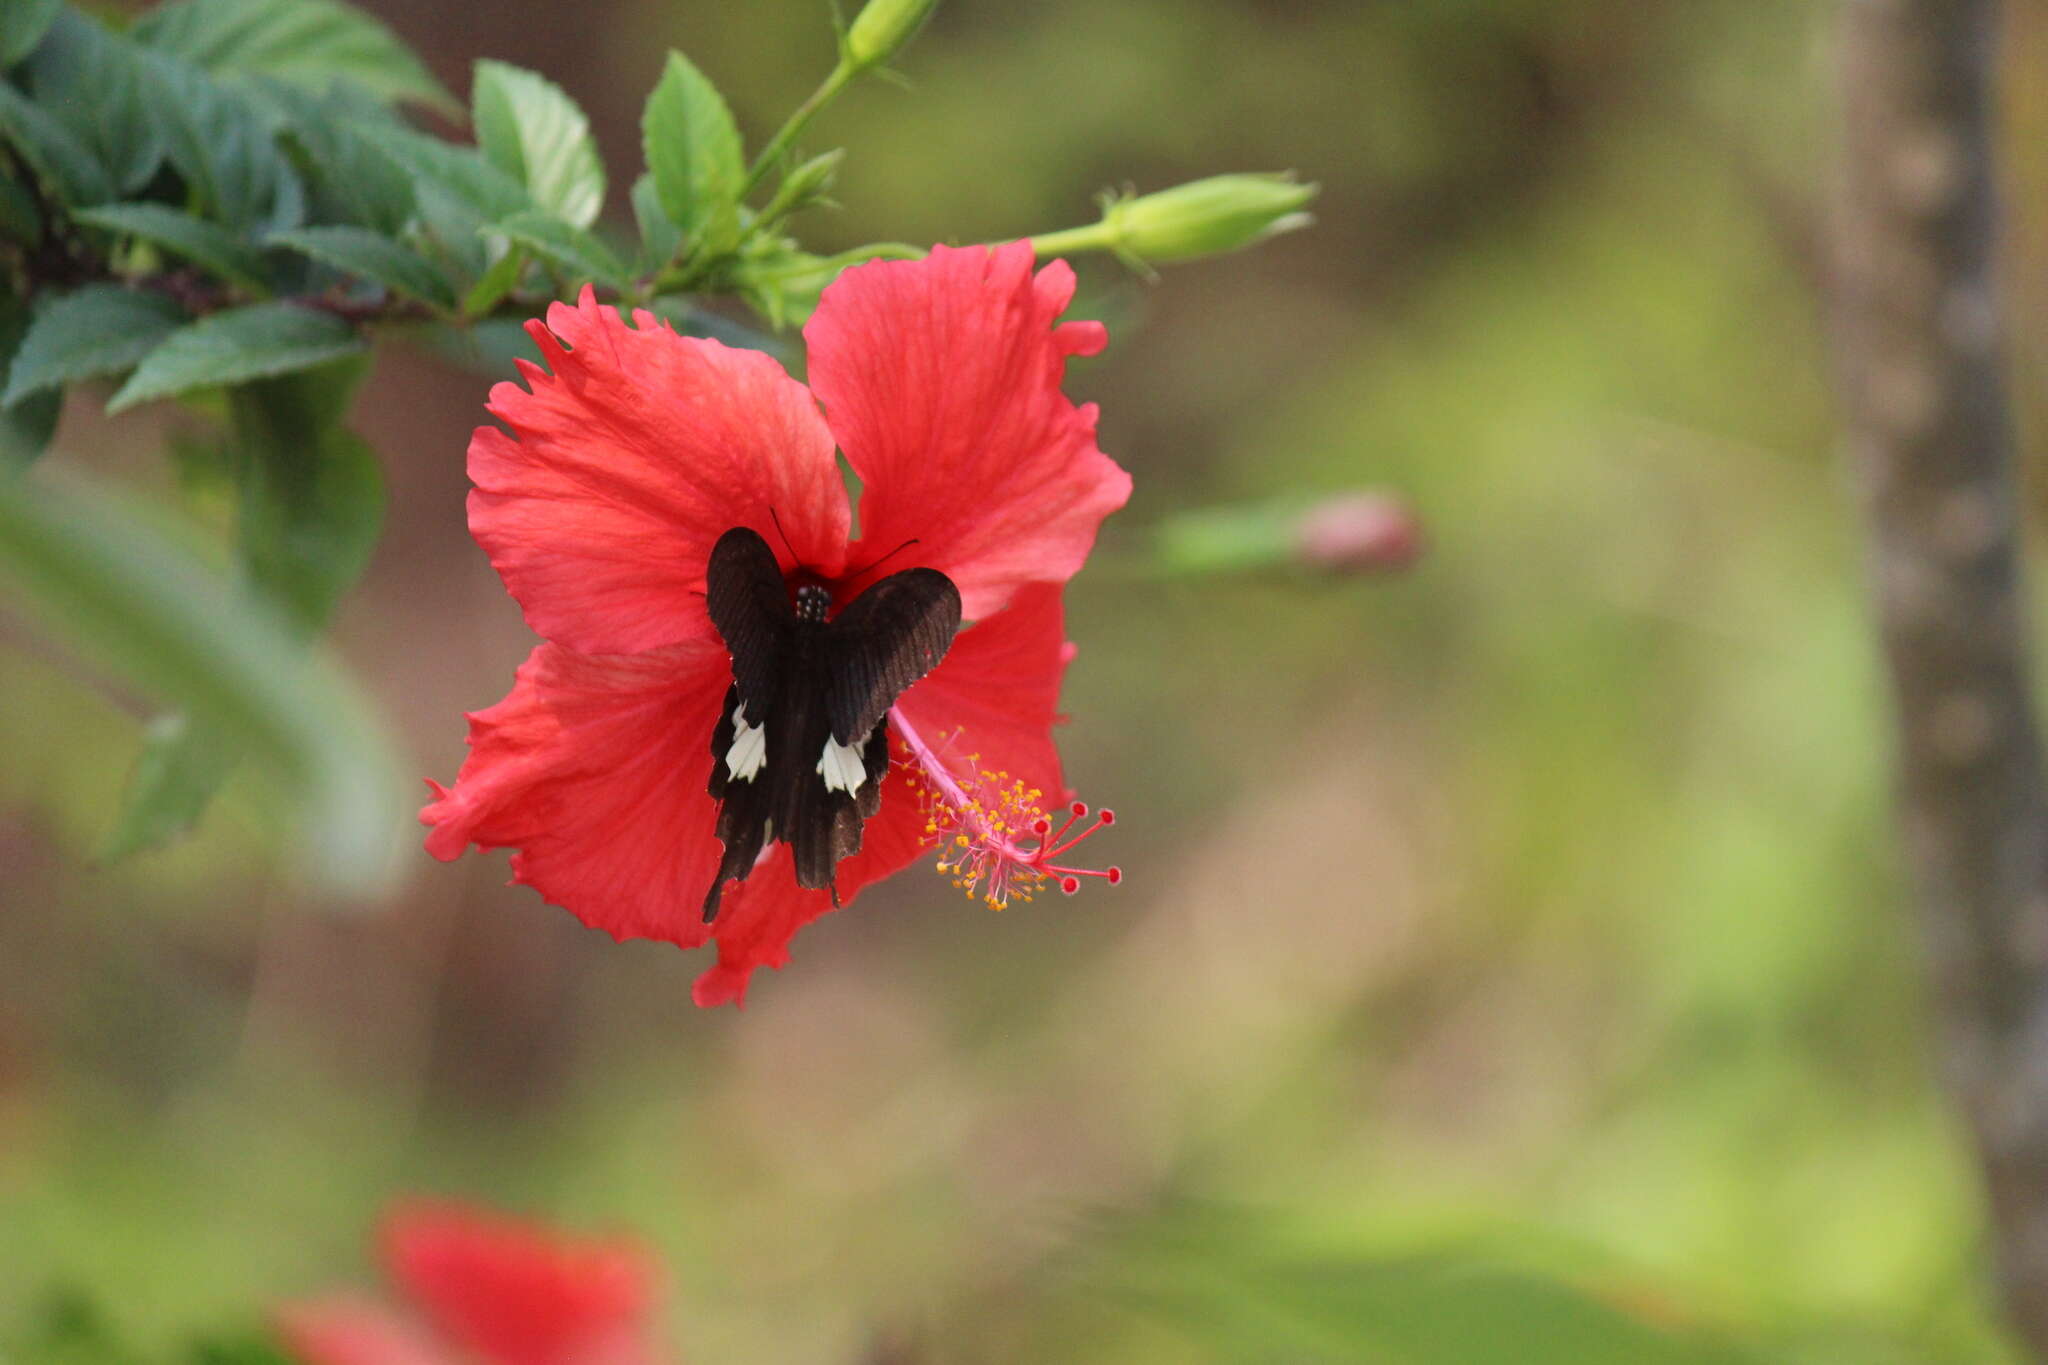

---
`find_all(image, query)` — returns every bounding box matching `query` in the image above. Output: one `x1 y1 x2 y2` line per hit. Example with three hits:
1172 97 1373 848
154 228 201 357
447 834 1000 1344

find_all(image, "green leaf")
263 82 414 235
228 359 383 628
0 0 62 66
108 302 363 412
1084 1209 1764 1365
72 203 271 293
424 315 540 375
0 79 111 206
11 1288 146 1365
648 295 794 359
356 120 528 223
138 49 302 231
355 120 528 281
23 10 162 194
97 712 239 861
0 171 39 246
0 475 404 896
459 241 529 317
642 50 744 259
1119 1259 1759 1363
492 210 631 292
268 225 456 310
631 171 680 271
107 360 384 855
184 1333 296 1365
0 385 60 469
3 284 189 405
131 0 453 113
0 285 60 468
472 59 604 230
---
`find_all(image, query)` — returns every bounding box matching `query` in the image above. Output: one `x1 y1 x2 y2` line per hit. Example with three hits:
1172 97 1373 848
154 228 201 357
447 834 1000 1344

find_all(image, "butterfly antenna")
767 507 799 562
846 537 922 579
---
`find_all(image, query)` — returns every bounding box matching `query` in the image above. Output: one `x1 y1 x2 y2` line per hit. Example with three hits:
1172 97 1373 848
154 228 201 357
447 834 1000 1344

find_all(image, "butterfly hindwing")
823 567 963 744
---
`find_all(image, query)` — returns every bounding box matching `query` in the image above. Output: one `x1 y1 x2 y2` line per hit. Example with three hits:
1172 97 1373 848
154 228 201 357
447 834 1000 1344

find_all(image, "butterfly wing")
822 567 963 745
702 544 961 923
703 526 794 920
705 525 793 721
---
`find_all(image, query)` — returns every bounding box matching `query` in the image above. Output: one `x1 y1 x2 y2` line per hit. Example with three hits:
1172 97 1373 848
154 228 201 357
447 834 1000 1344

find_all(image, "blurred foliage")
10 1290 290 1365
0 471 402 895
1 0 2041 1361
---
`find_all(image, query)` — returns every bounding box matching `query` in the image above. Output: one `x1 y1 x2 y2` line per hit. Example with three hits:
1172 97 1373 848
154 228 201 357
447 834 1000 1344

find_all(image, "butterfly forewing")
823 568 963 744
705 526 793 717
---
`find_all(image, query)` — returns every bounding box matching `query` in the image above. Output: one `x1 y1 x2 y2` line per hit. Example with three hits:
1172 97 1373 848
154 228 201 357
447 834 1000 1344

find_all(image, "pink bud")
1293 493 1423 574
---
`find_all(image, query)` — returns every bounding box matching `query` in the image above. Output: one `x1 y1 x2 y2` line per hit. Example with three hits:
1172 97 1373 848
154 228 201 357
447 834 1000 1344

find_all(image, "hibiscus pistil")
892 703 1121 909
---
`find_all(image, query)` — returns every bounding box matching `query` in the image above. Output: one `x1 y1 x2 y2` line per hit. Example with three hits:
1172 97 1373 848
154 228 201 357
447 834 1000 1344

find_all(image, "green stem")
742 60 858 201
1024 222 1119 256
745 241 924 286
819 241 924 267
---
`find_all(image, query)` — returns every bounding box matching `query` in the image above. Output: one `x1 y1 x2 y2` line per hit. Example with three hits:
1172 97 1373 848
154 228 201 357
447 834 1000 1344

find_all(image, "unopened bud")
779 149 843 205
845 0 942 71
760 149 845 228
1153 490 1419 580
1104 173 1316 265
1293 493 1423 574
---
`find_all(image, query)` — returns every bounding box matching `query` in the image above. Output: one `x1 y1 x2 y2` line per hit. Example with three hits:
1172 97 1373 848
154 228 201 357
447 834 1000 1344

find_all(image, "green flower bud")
759 149 845 229
845 0 942 72
1151 491 1420 578
778 149 844 209
1103 173 1317 265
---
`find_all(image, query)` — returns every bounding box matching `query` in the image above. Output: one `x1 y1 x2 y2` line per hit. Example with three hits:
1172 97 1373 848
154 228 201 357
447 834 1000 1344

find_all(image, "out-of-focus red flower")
422 243 1128 1006
275 1202 667 1365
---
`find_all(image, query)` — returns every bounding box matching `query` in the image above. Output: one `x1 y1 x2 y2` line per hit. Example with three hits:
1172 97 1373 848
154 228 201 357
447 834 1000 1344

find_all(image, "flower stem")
742 60 858 201
741 242 926 289
1024 222 1118 257
817 242 925 268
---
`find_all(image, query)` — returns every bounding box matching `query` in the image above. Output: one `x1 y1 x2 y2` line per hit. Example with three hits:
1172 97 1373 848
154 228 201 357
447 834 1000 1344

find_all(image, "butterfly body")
702 526 962 921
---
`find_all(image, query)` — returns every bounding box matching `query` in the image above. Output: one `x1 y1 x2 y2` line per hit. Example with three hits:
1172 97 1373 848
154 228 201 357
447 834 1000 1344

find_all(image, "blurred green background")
7 0 2047 1359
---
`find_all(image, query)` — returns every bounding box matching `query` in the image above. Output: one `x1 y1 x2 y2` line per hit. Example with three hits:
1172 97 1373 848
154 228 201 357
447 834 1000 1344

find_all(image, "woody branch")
1833 0 2048 1350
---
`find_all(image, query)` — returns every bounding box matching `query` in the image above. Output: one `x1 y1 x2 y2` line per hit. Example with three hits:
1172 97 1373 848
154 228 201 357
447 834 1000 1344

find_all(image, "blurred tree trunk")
1833 0 2048 1351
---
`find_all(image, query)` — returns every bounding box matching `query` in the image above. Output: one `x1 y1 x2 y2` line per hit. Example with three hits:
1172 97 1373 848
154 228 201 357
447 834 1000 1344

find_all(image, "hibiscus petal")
273 1297 454 1365
690 584 1073 1007
382 1201 660 1365
471 286 848 655
806 243 1130 620
420 641 729 949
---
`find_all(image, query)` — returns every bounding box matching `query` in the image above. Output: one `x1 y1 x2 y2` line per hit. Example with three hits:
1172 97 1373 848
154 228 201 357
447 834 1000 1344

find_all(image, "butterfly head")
794 582 833 624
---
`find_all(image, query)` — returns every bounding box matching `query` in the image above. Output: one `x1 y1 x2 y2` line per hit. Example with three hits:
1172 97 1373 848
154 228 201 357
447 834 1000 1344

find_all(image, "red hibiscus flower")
275 1201 667 1365
422 242 1128 1006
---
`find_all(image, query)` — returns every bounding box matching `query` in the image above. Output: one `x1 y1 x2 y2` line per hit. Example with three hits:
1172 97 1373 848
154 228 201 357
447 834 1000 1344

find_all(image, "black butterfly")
701 525 962 922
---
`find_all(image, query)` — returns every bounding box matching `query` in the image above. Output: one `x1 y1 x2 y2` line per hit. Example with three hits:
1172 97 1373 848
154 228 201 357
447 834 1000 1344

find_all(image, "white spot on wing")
816 734 866 795
726 704 767 782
